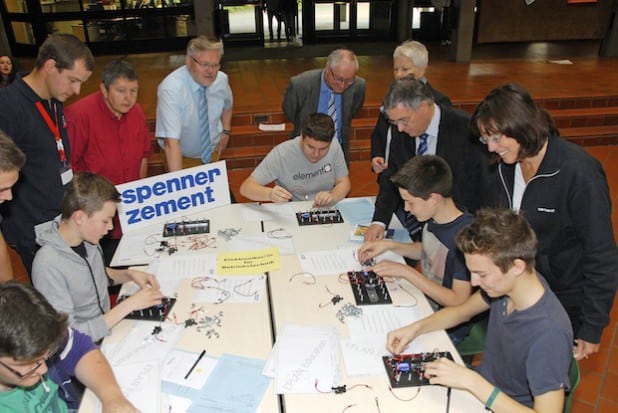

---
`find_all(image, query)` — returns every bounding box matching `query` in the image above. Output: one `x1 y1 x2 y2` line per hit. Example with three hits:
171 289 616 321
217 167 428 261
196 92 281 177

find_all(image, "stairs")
145 95 618 177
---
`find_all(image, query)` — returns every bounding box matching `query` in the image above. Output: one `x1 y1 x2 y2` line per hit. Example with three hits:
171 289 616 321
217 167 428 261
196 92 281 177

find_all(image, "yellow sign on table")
217 247 280 275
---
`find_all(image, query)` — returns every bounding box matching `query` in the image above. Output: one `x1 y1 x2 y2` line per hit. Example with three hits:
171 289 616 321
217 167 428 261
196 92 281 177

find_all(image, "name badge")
61 165 74 186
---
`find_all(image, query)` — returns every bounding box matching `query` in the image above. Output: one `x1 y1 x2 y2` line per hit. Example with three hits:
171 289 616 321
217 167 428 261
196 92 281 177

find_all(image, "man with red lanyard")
0 34 94 276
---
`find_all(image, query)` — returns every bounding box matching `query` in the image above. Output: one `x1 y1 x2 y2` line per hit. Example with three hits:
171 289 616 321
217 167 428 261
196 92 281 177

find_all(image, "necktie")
417 133 429 156
198 86 211 163
328 92 340 144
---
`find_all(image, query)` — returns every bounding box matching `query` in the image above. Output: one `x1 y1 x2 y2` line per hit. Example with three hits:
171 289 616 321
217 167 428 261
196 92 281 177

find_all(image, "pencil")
184 349 206 379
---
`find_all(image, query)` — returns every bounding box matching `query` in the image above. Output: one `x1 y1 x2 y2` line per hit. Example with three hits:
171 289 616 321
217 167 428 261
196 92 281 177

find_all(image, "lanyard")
35 100 67 163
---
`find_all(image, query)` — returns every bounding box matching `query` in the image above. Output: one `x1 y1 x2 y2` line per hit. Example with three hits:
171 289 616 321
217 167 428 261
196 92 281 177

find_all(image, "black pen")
446 387 451 413
184 350 206 379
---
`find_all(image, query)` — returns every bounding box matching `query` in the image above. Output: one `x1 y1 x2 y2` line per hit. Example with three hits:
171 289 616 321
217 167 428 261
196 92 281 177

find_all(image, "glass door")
302 0 395 43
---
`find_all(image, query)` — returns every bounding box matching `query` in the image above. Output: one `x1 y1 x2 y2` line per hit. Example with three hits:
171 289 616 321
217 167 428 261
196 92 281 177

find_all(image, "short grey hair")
383 77 434 111
326 49 359 72
101 60 138 89
187 36 224 57
393 40 428 69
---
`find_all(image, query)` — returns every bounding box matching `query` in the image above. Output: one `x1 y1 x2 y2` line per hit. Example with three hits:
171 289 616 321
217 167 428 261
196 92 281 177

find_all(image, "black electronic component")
163 220 210 237
118 297 177 321
382 351 453 388
347 270 392 305
295 209 344 226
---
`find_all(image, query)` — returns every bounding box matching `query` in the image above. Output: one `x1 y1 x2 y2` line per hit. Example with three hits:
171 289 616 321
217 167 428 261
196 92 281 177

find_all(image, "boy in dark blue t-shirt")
358 155 473 343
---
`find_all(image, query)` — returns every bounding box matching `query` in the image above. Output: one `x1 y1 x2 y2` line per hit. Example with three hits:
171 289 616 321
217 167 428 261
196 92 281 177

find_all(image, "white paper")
264 325 339 379
274 334 338 394
548 59 573 65
156 253 217 296
108 322 184 366
94 359 161 413
162 393 193 413
192 274 266 303
229 233 295 255
258 122 286 131
113 232 161 266
298 246 362 275
162 349 218 390
339 336 423 377
346 306 421 340
240 202 295 222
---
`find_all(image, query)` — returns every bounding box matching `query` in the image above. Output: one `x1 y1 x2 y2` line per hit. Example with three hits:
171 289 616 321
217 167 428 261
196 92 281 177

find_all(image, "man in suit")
282 49 366 163
364 77 488 242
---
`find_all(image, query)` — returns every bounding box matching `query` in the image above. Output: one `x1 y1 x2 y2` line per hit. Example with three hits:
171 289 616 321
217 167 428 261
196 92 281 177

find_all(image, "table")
80 199 485 412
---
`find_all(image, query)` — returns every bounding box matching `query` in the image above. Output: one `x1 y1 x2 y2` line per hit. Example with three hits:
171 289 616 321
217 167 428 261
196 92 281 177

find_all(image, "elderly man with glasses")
363 77 489 245
282 48 366 163
156 35 233 171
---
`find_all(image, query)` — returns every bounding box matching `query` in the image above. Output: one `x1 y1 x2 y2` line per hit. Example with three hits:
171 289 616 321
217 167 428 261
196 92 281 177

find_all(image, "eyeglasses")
190 55 221 70
328 66 355 86
479 133 504 145
0 350 56 379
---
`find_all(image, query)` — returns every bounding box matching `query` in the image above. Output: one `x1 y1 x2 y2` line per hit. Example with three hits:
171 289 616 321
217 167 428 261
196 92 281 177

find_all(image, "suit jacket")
372 104 489 225
282 68 366 162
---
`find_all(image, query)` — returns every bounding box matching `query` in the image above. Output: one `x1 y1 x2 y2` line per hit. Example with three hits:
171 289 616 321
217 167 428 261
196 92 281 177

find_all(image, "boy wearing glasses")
156 35 233 171
282 48 366 163
0 282 137 412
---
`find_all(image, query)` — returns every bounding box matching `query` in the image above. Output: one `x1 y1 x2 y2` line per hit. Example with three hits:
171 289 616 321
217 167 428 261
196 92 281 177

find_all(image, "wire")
288 272 316 285
267 227 292 239
388 386 421 402
314 379 372 394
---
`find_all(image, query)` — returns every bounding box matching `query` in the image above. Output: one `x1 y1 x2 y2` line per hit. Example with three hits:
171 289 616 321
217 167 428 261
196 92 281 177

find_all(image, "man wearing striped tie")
156 36 233 172
364 77 489 243
282 49 366 164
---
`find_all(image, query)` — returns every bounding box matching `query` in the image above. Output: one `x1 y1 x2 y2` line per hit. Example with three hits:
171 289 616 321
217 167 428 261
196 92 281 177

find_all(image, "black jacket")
489 134 618 343
371 104 489 225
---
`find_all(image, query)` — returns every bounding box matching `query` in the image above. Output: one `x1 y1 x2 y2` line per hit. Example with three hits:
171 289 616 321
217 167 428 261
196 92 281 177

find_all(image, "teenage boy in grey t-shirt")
240 113 350 206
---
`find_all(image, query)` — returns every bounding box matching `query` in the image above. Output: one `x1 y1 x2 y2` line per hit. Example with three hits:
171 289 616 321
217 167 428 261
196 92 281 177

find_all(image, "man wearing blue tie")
282 49 366 164
364 77 489 242
156 36 233 171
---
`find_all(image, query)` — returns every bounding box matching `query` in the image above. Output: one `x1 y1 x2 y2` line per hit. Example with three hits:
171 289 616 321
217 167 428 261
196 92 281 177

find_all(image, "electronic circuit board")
119 297 177 321
163 220 210 237
296 209 344 226
382 351 453 388
347 270 392 305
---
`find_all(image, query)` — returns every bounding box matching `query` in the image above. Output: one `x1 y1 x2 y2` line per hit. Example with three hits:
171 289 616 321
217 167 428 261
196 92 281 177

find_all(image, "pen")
446 387 451 413
375 396 381 413
184 349 206 379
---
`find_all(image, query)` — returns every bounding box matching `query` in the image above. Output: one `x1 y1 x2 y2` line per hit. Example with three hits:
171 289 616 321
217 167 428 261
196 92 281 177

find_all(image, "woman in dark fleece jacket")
471 83 618 362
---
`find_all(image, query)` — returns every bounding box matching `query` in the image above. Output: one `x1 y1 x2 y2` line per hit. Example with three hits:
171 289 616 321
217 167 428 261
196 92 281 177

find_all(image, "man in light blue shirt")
156 36 233 171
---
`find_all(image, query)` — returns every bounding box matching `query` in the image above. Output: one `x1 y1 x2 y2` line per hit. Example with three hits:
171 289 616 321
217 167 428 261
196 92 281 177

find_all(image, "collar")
13 73 56 105
425 103 441 138
95 90 126 121
532 134 561 176
500 134 561 178
182 65 205 94
320 69 336 95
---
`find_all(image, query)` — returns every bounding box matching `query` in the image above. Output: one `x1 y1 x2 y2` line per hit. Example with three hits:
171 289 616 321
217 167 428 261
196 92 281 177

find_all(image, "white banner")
116 161 231 232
